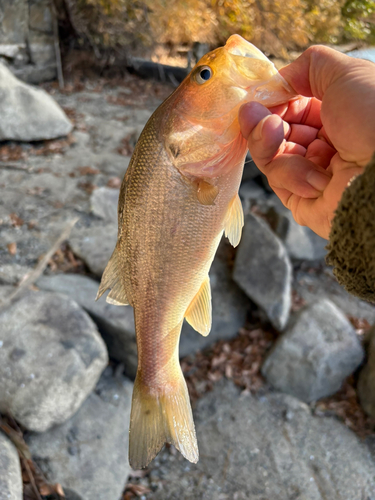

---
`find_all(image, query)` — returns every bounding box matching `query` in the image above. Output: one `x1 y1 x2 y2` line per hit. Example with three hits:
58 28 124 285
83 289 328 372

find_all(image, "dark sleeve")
326 153 375 303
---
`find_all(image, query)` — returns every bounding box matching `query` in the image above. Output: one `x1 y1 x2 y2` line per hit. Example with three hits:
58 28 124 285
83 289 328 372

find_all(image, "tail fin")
129 370 199 469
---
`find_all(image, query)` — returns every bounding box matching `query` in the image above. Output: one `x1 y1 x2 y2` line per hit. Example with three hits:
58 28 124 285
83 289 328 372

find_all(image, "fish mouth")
225 34 272 62
225 34 296 106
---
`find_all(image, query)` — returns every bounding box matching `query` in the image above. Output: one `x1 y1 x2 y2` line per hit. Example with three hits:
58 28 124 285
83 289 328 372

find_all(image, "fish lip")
225 34 271 62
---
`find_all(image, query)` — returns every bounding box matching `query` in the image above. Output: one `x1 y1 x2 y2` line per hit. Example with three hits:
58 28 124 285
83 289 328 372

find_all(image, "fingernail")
306 170 331 191
252 116 267 141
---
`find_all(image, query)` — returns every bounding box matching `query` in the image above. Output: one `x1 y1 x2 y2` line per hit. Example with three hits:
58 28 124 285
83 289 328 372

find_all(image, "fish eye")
195 66 213 84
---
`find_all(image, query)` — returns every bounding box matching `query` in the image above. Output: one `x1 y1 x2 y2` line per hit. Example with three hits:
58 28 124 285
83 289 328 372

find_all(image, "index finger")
269 96 322 129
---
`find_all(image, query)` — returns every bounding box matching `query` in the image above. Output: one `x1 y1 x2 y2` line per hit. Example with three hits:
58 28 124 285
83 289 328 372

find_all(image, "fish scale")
96 34 296 469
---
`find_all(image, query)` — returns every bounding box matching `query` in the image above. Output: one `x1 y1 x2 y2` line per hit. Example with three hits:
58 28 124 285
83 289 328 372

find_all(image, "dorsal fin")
96 246 129 306
223 193 244 247
185 276 211 336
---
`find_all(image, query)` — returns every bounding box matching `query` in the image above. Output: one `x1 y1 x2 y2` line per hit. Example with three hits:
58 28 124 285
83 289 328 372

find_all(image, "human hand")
239 45 375 239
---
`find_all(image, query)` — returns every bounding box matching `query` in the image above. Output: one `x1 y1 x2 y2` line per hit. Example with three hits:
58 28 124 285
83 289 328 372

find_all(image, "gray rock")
262 299 364 402
233 213 292 330
0 433 22 500
358 325 375 417
146 380 375 500
276 210 328 261
180 240 250 357
0 1 28 46
238 179 268 213
27 368 133 500
69 223 118 277
37 274 137 377
90 187 120 223
0 264 32 285
0 62 71 141
0 288 108 432
294 268 375 324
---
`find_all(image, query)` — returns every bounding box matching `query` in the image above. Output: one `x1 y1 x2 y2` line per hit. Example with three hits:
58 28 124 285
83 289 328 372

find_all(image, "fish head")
162 35 296 178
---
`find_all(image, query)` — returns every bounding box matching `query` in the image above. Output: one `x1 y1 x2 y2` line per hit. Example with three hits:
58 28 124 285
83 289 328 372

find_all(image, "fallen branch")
0 218 79 312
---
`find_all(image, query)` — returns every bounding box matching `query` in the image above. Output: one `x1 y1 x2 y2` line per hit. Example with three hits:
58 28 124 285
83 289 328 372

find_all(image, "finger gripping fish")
97 35 295 469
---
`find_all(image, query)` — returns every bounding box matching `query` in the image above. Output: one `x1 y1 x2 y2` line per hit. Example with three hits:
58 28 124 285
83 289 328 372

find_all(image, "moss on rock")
326 153 375 303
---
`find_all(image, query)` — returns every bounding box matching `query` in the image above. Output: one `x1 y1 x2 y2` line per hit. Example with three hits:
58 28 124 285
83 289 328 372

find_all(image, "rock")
0 263 32 285
180 240 250 357
238 179 268 214
276 210 328 261
0 62 71 141
0 433 22 500
358 325 375 417
69 223 118 277
145 380 375 500
27 368 133 500
91 187 120 223
0 287 108 432
37 274 137 377
233 213 292 330
262 299 364 402
294 268 375 324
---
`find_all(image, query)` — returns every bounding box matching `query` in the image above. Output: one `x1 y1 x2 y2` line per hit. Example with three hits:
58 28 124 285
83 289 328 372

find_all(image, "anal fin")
224 193 244 247
96 246 129 306
185 276 211 336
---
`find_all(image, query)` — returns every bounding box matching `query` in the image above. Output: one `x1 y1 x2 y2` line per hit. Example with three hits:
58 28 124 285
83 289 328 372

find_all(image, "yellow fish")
97 35 295 469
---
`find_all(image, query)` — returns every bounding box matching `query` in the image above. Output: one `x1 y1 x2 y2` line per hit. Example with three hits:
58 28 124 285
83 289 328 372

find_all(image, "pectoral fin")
185 276 211 336
96 246 129 306
223 193 244 247
196 180 219 206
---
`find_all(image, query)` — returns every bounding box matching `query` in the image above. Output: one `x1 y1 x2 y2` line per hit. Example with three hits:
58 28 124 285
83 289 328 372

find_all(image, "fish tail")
129 368 198 469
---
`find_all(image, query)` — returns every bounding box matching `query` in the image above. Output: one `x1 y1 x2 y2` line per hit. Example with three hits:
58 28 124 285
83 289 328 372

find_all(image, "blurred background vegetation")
56 0 375 64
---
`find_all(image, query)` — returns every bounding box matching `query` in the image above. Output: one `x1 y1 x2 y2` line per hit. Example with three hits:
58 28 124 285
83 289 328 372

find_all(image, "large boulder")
27 368 133 500
69 223 118 277
262 299 364 402
233 213 292 330
0 433 22 500
37 273 138 377
145 380 375 500
0 62 72 141
0 287 108 432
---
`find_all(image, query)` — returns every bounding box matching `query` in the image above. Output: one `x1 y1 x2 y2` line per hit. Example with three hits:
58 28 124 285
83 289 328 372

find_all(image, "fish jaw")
224 34 297 107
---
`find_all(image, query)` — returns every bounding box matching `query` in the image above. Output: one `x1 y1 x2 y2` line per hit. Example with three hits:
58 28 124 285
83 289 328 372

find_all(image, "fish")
96 34 296 469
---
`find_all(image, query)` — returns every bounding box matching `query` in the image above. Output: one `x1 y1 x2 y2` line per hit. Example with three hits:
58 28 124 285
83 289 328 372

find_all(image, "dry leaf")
7 242 17 255
9 213 24 227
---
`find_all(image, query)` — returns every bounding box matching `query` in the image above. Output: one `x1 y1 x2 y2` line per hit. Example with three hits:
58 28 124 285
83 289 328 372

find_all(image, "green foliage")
66 0 375 59
342 0 375 41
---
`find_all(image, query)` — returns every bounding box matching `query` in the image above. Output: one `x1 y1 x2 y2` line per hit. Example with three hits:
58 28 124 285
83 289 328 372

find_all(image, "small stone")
0 433 23 500
233 213 292 330
37 274 137 377
0 287 108 432
262 299 364 402
358 325 375 418
0 62 72 141
27 368 133 500
180 240 250 357
91 187 120 223
69 223 118 277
